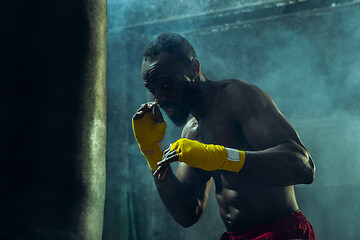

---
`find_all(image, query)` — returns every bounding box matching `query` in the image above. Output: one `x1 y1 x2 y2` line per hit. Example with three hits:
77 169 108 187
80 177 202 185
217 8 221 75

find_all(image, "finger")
163 143 173 154
139 103 148 111
133 103 150 120
162 149 177 161
146 102 157 112
132 109 146 120
159 165 169 180
158 153 179 166
153 166 162 176
162 147 173 156
133 102 159 120
153 165 167 179
137 102 153 113
153 104 164 123
157 166 167 180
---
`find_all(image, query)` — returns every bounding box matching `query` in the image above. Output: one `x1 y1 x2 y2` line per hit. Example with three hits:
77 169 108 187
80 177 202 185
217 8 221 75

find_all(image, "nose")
153 91 168 105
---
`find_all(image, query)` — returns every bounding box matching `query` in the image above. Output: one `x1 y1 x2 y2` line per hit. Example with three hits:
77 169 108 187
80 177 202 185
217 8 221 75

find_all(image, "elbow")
178 220 196 228
292 158 315 185
174 214 199 228
173 203 203 228
287 141 316 184
301 167 315 184
302 156 315 184
298 150 316 185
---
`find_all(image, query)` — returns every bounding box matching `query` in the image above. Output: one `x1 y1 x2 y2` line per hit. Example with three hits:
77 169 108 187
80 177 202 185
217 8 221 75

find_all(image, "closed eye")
161 83 170 89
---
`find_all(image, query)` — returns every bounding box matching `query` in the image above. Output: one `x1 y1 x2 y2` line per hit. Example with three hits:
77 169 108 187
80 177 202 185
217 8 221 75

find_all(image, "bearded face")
141 53 195 126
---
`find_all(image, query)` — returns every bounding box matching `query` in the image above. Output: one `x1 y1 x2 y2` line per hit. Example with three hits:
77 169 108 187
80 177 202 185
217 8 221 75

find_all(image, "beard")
160 100 191 127
168 105 191 127
161 80 194 127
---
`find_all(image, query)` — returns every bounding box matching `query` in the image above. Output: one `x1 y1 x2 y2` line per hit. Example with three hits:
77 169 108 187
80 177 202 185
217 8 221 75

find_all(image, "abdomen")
213 171 299 231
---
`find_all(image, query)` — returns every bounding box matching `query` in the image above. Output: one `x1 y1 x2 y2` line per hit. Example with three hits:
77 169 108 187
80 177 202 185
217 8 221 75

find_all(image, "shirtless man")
132 32 316 239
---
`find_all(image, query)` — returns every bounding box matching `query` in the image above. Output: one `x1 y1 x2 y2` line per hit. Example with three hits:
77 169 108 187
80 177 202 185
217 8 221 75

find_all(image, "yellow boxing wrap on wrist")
139 143 163 171
170 138 245 172
132 112 166 171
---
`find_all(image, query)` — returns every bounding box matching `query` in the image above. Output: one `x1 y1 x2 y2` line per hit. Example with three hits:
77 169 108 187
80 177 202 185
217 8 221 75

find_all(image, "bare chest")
196 109 252 151
194 108 257 191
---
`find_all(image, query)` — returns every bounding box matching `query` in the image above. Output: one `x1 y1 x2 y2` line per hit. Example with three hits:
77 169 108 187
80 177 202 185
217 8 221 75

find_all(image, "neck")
189 73 215 120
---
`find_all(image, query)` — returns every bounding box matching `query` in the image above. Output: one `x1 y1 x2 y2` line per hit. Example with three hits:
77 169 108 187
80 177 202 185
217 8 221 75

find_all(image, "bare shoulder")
219 79 302 149
219 79 277 117
181 117 201 141
222 79 271 103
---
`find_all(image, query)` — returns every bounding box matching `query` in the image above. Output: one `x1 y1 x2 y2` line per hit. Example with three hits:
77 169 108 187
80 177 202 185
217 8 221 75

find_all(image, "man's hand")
156 138 245 172
132 102 165 147
133 102 163 122
132 102 169 172
153 146 178 179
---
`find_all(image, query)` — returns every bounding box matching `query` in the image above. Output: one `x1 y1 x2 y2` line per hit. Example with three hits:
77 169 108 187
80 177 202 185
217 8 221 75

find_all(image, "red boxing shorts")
220 211 316 240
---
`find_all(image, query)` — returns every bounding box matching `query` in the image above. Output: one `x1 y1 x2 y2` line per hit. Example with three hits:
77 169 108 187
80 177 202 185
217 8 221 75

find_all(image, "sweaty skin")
136 52 315 231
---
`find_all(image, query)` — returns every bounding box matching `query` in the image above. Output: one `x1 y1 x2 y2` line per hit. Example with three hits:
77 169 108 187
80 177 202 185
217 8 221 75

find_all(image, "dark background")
104 0 360 239
1 1 107 239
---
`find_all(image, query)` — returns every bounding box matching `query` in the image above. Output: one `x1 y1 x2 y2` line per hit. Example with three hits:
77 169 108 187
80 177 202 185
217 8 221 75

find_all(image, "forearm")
153 167 201 227
242 140 315 186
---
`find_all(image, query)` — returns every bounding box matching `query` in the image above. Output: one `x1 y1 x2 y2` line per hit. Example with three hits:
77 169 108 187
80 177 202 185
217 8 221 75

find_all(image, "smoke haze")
105 1 360 239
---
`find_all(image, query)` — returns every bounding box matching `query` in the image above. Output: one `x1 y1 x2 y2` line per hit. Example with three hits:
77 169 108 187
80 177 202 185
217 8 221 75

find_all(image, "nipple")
226 214 231 223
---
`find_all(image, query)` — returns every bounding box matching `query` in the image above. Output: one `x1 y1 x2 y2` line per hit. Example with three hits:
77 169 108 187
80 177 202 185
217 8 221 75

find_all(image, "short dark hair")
143 32 197 64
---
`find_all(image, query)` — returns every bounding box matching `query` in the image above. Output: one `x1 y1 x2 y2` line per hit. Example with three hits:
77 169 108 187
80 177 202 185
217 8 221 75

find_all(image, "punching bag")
0 0 107 239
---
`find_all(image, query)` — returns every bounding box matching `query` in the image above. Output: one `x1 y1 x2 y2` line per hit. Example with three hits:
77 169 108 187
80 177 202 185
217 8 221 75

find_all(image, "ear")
190 58 200 80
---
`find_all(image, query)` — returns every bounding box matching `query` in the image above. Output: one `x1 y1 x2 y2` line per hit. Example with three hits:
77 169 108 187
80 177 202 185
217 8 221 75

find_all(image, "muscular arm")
153 118 212 227
226 81 315 186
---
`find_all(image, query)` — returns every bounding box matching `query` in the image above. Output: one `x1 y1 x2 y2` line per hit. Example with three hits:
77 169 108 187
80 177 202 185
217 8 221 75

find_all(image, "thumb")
154 104 164 123
169 141 180 152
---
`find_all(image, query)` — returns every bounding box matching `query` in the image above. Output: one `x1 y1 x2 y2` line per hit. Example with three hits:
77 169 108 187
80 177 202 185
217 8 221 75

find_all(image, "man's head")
141 33 200 126
143 32 197 65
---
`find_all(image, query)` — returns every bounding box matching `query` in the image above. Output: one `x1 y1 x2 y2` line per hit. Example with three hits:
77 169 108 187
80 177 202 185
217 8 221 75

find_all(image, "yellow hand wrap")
132 112 166 171
170 138 245 172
